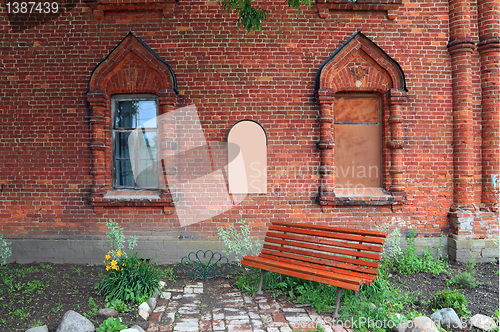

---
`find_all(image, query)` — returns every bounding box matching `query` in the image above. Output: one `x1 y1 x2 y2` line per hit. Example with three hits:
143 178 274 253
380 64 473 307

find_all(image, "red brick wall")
0 0 497 242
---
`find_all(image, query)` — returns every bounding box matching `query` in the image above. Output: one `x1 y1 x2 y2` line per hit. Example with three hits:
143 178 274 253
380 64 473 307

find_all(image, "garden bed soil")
0 260 498 332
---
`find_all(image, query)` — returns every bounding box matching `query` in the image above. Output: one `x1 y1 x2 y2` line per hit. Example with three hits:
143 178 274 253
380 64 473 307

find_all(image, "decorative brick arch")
315 32 407 206
87 32 178 207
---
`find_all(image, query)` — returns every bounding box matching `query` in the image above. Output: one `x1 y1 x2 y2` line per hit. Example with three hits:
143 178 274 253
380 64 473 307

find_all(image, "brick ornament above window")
87 32 178 209
84 0 176 20
316 0 402 20
315 32 407 206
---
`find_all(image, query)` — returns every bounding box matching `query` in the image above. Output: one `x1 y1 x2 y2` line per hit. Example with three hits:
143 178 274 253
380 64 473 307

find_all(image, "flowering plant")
98 252 161 304
104 250 123 271
97 220 161 303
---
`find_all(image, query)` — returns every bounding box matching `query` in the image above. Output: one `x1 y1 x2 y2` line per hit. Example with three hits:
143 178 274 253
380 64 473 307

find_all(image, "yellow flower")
105 254 111 260
106 265 110 271
116 250 122 257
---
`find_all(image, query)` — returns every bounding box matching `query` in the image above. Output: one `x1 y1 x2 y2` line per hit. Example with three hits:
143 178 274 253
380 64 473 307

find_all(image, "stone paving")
147 281 348 332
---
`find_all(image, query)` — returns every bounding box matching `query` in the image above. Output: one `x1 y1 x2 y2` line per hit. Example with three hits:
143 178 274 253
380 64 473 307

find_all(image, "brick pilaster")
316 89 335 202
477 0 500 212
447 0 476 210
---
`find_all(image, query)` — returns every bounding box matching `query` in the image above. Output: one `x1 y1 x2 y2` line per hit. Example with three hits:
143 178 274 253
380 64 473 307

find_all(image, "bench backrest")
259 221 387 282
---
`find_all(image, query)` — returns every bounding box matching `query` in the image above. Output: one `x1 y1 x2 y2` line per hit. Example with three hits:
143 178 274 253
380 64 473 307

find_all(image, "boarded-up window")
228 120 267 194
334 94 382 188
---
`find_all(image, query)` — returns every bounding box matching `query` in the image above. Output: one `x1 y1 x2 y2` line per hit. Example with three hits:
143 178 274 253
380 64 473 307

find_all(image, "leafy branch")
220 0 311 33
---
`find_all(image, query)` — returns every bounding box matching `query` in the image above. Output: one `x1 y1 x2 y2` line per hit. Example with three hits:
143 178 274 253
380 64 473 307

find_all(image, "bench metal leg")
256 269 264 295
333 288 343 319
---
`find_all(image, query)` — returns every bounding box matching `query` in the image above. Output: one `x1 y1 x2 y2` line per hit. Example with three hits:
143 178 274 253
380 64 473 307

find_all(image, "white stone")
138 302 151 320
56 310 95 332
153 305 166 313
147 297 157 311
138 302 151 314
26 326 49 332
470 314 497 331
430 308 462 329
405 316 439 332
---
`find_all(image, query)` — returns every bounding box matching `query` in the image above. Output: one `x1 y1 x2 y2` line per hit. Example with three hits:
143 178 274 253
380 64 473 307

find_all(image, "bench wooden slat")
263 243 380 273
265 231 383 260
267 230 383 253
259 251 377 285
269 224 386 245
260 248 379 278
272 221 387 239
241 255 361 291
264 238 381 268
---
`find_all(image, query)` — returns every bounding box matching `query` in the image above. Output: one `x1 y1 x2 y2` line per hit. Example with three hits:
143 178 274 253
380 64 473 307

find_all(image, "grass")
447 260 480 289
0 263 140 331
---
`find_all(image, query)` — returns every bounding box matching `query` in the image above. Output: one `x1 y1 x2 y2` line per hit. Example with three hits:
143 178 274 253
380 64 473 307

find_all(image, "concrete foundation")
6 235 498 265
7 238 225 264
448 235 499 263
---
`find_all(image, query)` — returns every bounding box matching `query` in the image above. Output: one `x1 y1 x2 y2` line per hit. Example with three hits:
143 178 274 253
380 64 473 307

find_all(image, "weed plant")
0 233 12 265
447 260 480 289
217 220 262 263
96 317 127 332
427 289 470 316
388 229 448 274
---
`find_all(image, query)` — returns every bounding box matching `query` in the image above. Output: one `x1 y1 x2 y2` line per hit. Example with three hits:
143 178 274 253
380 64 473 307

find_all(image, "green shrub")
427 289 469 316
447 261 480 289
105 220 137 260
217 220 262 263
390 230 448 274
106 298 131 313
0 234 12 265
97 252 161 304
96 317 127 332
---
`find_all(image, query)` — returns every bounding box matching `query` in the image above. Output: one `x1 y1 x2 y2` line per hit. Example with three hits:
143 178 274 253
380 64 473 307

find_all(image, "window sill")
319 188 400 206
316 0 402 20
90 190 175 209
84 0 176 20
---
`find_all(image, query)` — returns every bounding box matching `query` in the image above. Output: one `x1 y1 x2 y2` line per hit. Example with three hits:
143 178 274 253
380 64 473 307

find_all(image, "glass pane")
115 101 137 128
143 131 157 154
115 159 135 187
115 132 130 159
136 159 158 188
137 100 157 128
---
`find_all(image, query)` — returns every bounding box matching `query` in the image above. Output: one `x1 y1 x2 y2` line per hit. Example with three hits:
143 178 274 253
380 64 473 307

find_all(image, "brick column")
447 0 476 210
478 0 500 212
158 89 177 205
87 92 109 195
316 88 335 202
388 88 407 201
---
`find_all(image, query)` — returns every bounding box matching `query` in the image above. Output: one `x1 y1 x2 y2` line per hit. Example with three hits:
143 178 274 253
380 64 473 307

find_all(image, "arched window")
227 120 268 194
87 33 178 207
315 32 408 206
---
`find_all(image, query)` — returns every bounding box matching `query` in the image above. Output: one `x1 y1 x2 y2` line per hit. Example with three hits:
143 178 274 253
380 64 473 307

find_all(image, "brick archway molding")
87 32 178 209
315 32 407 206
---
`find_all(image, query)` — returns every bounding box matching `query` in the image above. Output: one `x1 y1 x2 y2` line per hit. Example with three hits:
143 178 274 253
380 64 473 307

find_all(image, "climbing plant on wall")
220 0 311 32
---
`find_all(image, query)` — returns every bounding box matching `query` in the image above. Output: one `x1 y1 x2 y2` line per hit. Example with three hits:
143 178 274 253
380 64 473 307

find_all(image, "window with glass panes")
112 95 159 189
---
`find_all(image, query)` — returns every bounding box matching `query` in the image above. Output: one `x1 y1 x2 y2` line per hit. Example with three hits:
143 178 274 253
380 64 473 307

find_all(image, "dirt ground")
0 260 498 332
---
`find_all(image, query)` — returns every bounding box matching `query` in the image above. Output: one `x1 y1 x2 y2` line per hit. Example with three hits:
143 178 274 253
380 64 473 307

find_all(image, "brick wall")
0 0 498 259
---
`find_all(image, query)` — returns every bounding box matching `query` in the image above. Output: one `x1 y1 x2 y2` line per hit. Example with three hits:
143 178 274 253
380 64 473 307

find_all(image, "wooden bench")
241 221 387 317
